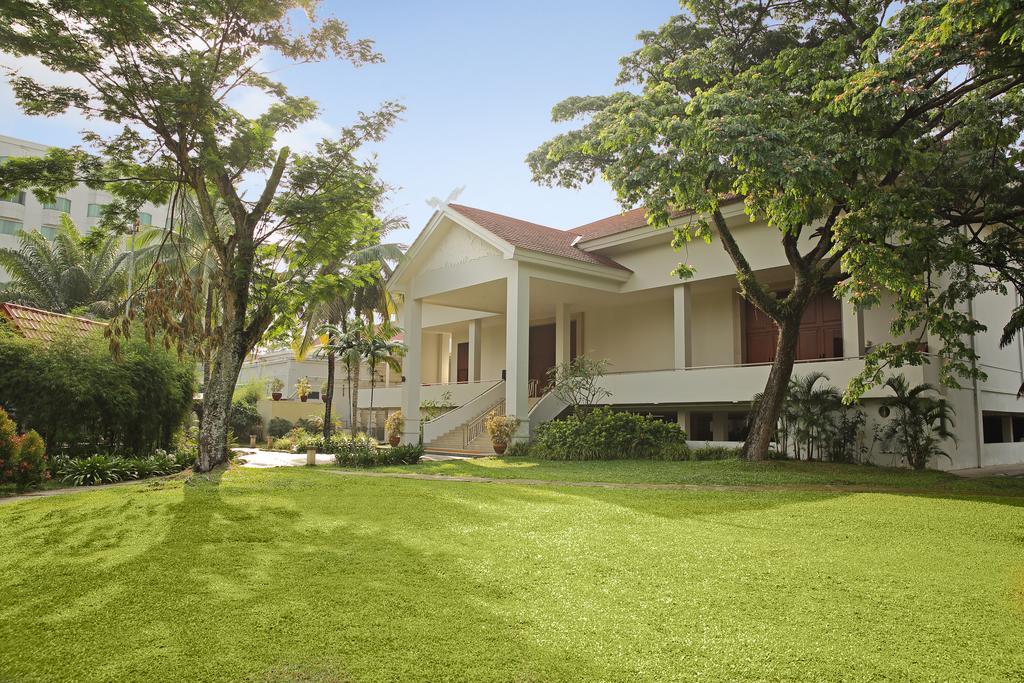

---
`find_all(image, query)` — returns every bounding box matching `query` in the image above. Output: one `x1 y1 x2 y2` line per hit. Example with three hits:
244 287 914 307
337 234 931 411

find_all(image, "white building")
0 134 170 279
375 200 1024 468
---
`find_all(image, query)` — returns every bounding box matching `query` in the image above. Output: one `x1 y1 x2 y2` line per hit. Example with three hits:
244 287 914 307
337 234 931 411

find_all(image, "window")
40 225 58 240
0 219 23 236
138 212 153 226
43 197 71 213
87 203 105 217
2 192 26 205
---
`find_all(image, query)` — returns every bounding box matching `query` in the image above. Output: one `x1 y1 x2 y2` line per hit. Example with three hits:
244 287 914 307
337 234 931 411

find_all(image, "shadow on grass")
0 466 613 681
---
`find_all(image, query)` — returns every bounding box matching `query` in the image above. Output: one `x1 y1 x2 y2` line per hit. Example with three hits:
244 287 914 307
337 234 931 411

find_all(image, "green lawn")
1 466 1023 681
368 456 1024 495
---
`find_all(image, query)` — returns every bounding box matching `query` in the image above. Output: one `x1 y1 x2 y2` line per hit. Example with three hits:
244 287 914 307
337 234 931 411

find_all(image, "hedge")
0 325 196 456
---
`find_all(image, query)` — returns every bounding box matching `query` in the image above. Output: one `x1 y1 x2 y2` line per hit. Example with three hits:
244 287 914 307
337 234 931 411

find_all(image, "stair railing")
463 399 504 448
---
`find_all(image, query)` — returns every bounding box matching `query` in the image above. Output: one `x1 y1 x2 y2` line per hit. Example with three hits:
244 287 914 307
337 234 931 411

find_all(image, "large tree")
0 0 400 471
528 0 1024 459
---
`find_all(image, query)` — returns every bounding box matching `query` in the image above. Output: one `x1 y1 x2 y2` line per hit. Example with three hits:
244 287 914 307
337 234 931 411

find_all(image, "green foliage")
504 441 532 458
0 0 402 472
59 455 128 486
330 435 420 467
295 377 312 399
0 408 17 481
771 373 866 463
878 376 957 470
419 391 455 420
295 415 324 434
545 357 612 416
228 400 262 440
59 450 188 486
689 445 742 462
269 377 284 394
532 408 688 461
0 215 127 316
267 417 293 439
0 326 195 456
527 0 1024 455
233 377 267 405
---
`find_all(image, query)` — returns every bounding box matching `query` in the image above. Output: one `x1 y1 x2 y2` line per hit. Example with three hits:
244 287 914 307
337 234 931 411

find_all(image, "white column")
555 302 571 368
673 283 692 369
676 409 691 435
505 264 530 441
841 295 863 358
400 297 422 444
469 318 482 382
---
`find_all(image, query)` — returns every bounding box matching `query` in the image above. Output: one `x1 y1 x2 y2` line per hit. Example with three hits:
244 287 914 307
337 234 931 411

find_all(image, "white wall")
583 298 674 371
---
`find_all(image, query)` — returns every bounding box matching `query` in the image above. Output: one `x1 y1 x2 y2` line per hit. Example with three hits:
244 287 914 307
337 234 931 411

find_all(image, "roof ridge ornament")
426 185 466 210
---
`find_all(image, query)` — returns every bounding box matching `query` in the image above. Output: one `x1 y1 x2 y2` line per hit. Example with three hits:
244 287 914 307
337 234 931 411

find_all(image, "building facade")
0 134 170 280
379 200 1024 468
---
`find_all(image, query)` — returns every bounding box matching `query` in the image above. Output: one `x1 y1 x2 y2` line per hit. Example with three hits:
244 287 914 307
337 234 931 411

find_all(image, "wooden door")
744 289 844 363
529 324 555 393
456 342 469 383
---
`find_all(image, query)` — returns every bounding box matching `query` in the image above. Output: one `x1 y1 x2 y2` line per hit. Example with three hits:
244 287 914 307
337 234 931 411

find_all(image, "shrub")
0 407 18 482
330 435 420 467
484 411 520 447
273 437 294 452
295 433 325 452
11 430 47 491
60 455 129 486
532 408 688 461
504 441 532 458
295 414 323 434
229 399 262 440
0 325 195 456
233 377 266 405
332 434 381 467
267 417 293 438
384 410 404 440
690 445 741 461
387 443 424 465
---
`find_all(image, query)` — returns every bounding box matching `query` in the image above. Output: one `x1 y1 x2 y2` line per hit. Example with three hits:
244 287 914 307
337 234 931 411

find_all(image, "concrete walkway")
950 463 1024 479
233 447 470 468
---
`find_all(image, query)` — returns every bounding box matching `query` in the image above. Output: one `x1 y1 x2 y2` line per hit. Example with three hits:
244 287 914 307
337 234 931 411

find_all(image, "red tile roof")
0 303 106 343
569 196 744 242
447 204 630 271
569 206 652 240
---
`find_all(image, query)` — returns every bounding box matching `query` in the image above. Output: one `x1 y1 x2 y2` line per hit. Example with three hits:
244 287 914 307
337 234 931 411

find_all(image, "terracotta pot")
300 395 308 402
271 392 282 401
388 435 401 447
492 441 507 455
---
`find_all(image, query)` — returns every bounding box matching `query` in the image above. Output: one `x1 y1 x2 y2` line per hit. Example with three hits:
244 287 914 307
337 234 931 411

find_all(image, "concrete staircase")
425 396 505 456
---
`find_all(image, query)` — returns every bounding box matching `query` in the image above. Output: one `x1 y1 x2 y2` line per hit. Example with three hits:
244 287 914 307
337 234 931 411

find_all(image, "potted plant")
296 377 311 403
269 377 284 401
320 380 331 402
484 410 520 455
385 410 404 447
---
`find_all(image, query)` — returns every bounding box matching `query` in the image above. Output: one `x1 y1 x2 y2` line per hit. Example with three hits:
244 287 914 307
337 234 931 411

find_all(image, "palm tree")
880 375 956 469
0 215 127 316
360 319 406 438
294 217 405 438
786 372 841 460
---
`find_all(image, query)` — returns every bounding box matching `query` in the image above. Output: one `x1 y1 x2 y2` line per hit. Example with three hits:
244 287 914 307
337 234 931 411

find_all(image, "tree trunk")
196 341 244 472
741 314 802 461
351 364 360 434
323 350 336 440
369 373 376 439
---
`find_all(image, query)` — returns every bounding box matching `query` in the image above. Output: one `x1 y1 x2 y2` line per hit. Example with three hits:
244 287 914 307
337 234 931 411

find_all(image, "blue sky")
2 0 680 245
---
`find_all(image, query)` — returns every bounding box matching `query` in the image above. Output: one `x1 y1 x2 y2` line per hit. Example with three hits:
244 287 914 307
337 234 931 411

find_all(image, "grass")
1 465 1023 681
366 456 1024 495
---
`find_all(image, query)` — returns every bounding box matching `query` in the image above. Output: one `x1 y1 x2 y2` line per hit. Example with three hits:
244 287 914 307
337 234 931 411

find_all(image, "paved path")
234 447 470 468
950 463 1024 479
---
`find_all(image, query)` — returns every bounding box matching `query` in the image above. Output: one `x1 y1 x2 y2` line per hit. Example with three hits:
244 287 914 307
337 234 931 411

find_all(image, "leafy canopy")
528 0 1024 399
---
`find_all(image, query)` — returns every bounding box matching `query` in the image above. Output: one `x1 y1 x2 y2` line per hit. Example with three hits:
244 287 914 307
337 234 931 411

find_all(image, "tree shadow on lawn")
0 467 612 682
